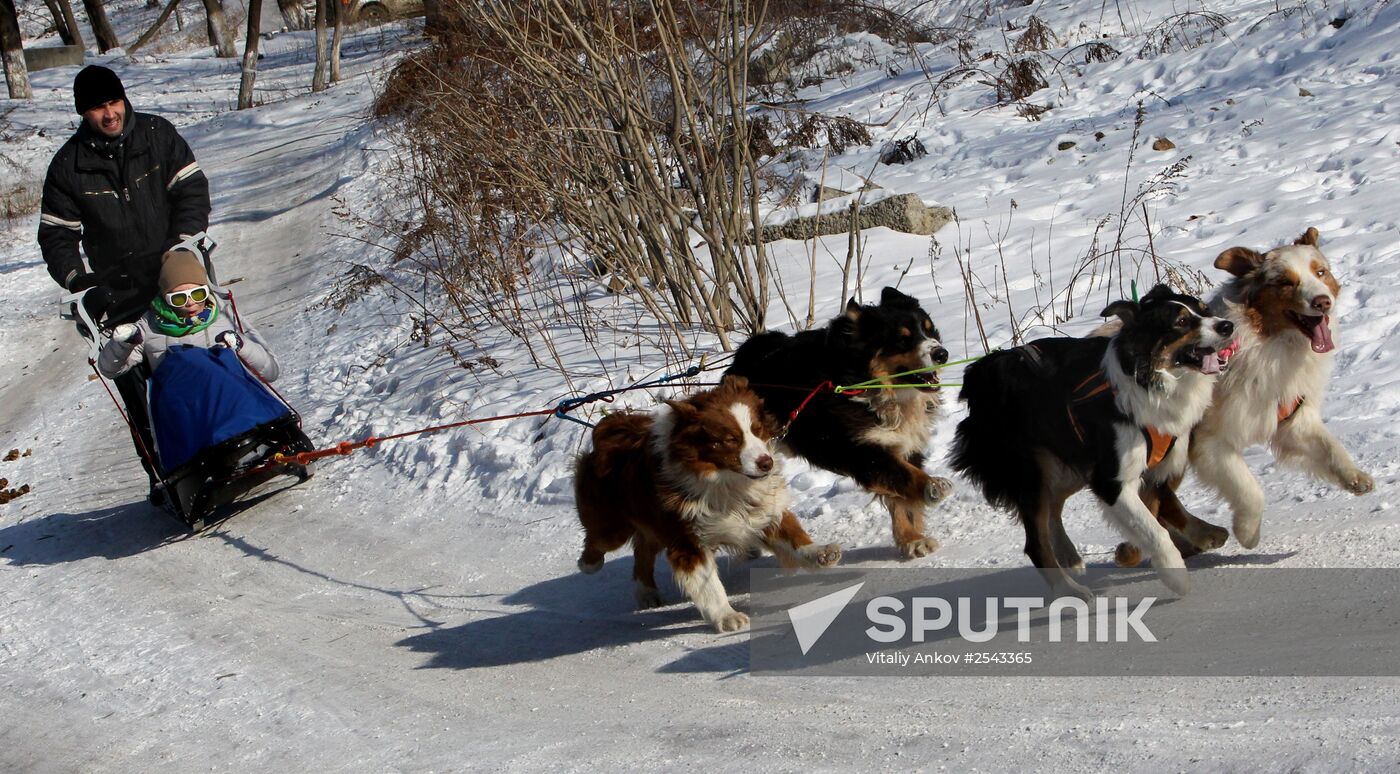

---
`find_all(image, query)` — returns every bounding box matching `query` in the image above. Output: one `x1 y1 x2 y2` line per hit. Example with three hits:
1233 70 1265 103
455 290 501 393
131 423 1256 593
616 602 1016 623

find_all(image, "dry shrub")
750 0 935 87
765 0 935 45
323 263 389 312
783 113 873 155
1014 15 1058 52
1 180 40 226
1140 11 1230 57
373 45 451 119
375 0 787 360
995 56 1048 102
1079 41 1120 63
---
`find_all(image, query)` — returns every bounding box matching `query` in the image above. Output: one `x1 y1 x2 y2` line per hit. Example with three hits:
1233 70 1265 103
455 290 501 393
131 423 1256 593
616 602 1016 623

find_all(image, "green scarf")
150 295 218 336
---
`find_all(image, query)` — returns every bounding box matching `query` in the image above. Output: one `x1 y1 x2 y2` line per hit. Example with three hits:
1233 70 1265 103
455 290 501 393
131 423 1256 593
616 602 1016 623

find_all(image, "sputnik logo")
787 582 864 655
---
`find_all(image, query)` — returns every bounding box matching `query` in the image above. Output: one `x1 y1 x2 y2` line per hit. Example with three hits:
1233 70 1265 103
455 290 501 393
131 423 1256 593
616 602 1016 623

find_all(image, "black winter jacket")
38 107 210 301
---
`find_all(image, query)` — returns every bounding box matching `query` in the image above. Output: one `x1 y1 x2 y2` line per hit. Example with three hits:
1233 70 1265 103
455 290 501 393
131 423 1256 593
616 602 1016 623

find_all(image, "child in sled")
98 249 298 505
98 248 279 382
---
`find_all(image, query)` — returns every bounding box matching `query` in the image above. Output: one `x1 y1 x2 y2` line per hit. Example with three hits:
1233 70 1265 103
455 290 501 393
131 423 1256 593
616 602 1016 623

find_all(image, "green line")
834 382 963 393
837 355 985 392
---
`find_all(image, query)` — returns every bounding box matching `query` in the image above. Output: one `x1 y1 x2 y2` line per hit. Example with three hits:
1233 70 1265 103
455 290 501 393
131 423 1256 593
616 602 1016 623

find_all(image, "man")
38 64 212 503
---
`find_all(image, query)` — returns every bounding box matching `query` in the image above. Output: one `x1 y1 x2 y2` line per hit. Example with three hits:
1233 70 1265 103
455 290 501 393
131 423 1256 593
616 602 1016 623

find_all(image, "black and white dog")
949 285 1235 597
727 287 952 559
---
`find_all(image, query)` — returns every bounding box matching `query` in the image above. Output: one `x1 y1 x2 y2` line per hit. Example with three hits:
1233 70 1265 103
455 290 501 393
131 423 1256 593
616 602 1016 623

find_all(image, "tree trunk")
0 0 30 99
41 0 81 46
421 0 447 35
127 0 182 53
55 0 83 47
275 0 310 30
311 0 327 92
237 0 261 108
81 0 120 52
329 0 342 83
200 0 235 57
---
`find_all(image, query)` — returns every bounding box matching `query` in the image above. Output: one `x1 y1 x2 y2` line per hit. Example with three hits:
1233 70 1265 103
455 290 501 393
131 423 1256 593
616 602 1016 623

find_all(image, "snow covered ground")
3 0 1400 769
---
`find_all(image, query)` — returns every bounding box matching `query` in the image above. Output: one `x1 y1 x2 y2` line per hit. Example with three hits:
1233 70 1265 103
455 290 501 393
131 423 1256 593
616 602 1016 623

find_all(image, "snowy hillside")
3 0 1400 769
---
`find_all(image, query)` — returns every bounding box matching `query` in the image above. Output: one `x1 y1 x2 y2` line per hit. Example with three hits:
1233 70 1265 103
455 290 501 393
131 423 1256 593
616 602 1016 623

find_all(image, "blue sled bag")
149 345 291 471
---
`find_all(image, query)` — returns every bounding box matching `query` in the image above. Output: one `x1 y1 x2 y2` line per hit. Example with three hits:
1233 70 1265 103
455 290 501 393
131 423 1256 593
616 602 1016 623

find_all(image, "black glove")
214 330 244 351
81 285 116 326
66 271 101 293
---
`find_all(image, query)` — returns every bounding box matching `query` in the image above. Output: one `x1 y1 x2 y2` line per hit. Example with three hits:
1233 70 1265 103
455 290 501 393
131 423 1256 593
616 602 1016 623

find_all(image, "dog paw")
1052 578 1095 604
1193 523 1230 551
1156 567 1191 596
634 584 664 609
801 543 843 568
578 557 604 575
1233 518 1262 550
1114 542 1144 568
713 611 750 633
924 477 954 505
1344 470 1375 495
898 536 940 560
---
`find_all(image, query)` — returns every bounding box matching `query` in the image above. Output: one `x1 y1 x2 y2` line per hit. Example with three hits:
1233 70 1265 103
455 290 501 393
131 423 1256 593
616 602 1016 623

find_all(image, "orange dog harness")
1068 368 1177 469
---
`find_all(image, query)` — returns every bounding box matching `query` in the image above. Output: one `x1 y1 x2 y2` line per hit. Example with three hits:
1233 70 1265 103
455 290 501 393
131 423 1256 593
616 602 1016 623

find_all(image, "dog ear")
664 398 698 419
719 374 749 393
843 297 862 321
1101 300 1138 324
1215 246 1264 277
879 287 917 308
1294 227 1320 247
1140 284 1175 303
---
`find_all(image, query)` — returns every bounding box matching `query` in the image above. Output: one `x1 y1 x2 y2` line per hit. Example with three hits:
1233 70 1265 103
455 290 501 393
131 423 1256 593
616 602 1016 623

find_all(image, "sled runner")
60 234 315 529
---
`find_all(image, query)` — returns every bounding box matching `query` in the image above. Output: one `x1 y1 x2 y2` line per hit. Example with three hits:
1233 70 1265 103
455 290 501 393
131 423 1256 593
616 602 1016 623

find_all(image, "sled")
60 233 316 529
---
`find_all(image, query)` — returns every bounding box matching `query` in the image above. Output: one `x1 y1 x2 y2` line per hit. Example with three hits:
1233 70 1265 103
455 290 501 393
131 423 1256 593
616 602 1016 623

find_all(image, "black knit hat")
73 65 126 114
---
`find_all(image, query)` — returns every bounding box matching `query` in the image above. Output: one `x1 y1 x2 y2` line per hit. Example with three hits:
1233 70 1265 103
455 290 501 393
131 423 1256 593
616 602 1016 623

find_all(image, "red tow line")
265 407 563 468
773 380 864 438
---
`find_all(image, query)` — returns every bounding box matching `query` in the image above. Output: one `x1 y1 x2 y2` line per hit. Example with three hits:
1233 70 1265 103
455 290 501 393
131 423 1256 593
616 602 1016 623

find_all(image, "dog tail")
948 350 1041 515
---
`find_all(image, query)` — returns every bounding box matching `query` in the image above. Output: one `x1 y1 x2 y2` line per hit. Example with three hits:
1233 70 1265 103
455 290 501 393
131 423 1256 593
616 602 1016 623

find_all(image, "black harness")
1016 343 1177 469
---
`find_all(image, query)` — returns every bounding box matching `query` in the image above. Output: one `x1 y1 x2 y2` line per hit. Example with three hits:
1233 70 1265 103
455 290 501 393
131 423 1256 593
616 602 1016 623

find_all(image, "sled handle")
58 286 105 363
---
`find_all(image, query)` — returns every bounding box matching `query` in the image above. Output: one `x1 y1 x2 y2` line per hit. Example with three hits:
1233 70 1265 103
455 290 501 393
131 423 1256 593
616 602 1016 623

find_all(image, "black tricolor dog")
726 287 951 559
949 284 1235 598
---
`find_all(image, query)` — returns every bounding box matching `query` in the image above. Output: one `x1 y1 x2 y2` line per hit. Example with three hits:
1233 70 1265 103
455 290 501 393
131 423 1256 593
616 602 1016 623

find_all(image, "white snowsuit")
97 296 280 381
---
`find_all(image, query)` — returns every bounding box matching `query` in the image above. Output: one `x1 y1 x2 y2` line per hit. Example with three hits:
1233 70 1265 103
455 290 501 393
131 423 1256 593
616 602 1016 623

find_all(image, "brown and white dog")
1121 228 1374 562
574 375 842 633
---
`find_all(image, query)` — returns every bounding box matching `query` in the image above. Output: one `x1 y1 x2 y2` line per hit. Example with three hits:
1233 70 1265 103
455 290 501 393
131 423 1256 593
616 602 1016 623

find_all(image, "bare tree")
237 0 262 108
128 0 182 53
41 0 83 47
82 0 120 52
311 0 327 91
379 0 776 352
0 0 30 100
276 0 311 30
200 0 236 56
329 0 343 83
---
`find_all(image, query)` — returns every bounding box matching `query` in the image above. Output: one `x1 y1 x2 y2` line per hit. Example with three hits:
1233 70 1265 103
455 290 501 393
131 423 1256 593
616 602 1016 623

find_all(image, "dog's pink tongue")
1199 352 1222 375
1312 315 1335 354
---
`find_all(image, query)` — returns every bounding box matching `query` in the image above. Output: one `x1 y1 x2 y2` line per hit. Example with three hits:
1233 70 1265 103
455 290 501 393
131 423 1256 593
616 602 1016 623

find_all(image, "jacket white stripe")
41 212 83 231
167 162 202 189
